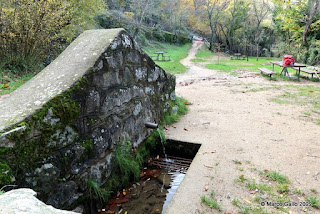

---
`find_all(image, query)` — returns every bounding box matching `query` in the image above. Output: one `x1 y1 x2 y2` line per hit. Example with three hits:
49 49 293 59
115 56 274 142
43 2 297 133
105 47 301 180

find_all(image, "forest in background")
1 0 320 76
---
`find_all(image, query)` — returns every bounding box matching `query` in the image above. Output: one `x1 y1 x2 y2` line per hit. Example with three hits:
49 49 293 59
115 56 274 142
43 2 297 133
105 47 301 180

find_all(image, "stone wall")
0 29 175 209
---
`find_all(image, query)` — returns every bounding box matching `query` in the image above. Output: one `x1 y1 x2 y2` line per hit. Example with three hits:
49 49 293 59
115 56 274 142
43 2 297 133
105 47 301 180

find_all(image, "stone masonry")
0 29 175 209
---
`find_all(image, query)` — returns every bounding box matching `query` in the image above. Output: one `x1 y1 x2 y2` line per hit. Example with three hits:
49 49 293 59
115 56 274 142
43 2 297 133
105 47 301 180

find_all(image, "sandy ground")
164 41 320 214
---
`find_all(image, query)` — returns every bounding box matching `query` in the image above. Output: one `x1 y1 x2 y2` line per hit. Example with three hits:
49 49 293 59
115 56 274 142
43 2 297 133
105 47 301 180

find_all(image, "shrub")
0 0 107 73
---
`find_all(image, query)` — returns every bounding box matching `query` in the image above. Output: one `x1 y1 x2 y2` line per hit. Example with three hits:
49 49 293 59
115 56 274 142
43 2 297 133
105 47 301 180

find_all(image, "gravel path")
164 41 320 214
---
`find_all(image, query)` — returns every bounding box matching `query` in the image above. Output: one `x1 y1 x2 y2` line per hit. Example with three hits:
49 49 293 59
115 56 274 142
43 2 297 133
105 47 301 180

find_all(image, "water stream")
157 128 167 159
157 128 168 193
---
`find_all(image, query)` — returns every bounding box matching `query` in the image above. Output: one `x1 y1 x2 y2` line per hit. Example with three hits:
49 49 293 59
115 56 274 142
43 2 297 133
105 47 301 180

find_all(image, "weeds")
87 179 110 202
293 188 302 195
232 198 241 207
306 196 320 209
263 171 289 184
201 190 222 211
277 184 289 194
162 97 188 125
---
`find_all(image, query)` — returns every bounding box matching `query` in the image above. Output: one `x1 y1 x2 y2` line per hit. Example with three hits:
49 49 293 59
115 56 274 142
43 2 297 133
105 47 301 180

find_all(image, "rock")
156 174 172 189
0 188 80 214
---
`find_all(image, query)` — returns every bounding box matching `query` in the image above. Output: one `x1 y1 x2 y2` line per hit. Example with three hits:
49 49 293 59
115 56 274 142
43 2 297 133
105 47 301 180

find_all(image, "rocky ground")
164 41 320 214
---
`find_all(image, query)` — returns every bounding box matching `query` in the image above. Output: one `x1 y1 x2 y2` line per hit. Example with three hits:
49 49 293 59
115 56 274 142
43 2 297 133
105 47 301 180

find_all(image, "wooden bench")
292 67 320 78
258 67 276 77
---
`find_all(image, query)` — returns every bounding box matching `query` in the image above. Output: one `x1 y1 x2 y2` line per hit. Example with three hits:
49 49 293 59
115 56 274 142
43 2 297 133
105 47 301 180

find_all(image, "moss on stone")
1 76 89 184
0 162 13 186
79 139 94 162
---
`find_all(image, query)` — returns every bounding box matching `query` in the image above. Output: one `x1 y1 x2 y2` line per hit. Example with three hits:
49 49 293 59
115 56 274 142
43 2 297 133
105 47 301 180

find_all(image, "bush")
0 0 107 73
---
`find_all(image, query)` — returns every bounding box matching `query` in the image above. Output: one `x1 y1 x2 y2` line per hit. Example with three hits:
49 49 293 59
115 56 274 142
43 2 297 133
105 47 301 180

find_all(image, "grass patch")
87 179 110 202
205 57 279 75
191 58 207 63
263 171 289 184
277 184 289 194
311 188 318 193
206 63 237 73
143 41 191 74
306 196 320 209
195 45 214 59
0 70 34 95
235 174 246 183
201 190 222 211
162 97 188 125
293 188 302 195
232 198 241 207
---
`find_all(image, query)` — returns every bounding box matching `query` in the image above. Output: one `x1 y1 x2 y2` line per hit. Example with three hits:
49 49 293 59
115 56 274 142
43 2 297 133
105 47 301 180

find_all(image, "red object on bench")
283 55 295 66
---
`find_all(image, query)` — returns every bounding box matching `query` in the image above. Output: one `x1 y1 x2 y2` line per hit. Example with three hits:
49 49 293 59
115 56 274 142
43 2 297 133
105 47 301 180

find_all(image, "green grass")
306 196 320 209
143 41 192 74
201 190 222 211
191 58 207 63
311 188 318 193
263 171 289 184
293 188 302 195
206 63 238 73
195 45 214 59
162 97 188 125
205 57 279 74
0 70 34 95
232 198 241 207
87 179 111 202
277 184 289 194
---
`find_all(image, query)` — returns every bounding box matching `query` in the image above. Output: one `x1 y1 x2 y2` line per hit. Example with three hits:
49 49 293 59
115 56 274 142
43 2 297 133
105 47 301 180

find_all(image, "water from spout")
157 128 169 192
157 128 167 159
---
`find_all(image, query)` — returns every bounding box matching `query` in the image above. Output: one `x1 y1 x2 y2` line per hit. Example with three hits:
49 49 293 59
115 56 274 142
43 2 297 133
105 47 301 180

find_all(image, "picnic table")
230 53 245 60
270 61 306 80
152 51 171 61
234 53 241 60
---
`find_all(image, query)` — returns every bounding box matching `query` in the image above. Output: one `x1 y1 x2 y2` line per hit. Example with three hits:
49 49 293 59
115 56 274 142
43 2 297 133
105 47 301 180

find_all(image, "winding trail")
164 42 320 213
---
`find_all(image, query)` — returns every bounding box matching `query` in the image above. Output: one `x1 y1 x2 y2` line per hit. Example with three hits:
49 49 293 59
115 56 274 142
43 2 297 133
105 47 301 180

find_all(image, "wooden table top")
270 61 306 67
234 53 241 56
154 51 167 54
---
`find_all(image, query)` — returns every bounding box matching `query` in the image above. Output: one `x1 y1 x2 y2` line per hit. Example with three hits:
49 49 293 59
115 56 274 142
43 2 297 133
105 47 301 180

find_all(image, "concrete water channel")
100 139 200 214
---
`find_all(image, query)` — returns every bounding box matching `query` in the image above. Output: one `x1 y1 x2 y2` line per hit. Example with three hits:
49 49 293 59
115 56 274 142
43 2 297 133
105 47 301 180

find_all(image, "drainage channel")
99 139 200 214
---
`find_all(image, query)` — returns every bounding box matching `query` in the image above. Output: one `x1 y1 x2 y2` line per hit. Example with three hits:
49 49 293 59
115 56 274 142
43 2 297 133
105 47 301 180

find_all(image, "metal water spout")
145 122 158 129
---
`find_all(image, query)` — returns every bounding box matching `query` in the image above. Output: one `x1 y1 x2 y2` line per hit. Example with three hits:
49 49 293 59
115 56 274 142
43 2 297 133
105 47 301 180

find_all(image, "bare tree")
129 0 160 39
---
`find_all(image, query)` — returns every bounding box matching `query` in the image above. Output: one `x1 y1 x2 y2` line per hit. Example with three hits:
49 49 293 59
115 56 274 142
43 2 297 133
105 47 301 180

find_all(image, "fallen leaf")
21 80 25 84
184 128 188 131
183 101 192 105
309 90 314 93
3 84 9 89
204 164 214 168
172 125 177 128
249 190 257 194
244 199 252 204
204 186 209 191
264 169 269 172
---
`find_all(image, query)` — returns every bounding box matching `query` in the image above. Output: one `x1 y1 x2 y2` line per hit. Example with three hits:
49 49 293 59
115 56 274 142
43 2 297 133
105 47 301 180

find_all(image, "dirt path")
164 42 320 214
